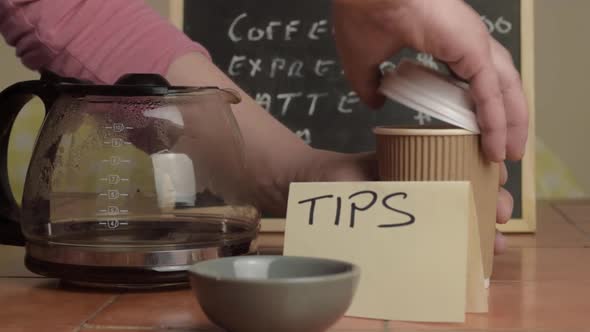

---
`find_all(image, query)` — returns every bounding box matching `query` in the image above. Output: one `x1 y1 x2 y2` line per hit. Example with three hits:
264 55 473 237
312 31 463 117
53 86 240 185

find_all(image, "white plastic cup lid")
379 59 480 134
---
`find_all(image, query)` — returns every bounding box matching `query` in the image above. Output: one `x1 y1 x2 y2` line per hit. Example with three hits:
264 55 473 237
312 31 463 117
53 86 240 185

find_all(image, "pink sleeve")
0 0 211 84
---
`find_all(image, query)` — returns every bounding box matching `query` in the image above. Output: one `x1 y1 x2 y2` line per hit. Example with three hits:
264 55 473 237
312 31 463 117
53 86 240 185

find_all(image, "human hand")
166 49 514 253
332 0 529 162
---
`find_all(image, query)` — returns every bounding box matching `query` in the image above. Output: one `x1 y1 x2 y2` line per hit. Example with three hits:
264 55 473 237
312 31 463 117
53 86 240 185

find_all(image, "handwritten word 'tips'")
297 191 416 229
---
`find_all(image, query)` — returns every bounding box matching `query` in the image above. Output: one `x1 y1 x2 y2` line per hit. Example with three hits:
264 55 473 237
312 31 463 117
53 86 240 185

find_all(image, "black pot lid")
41 71 217 97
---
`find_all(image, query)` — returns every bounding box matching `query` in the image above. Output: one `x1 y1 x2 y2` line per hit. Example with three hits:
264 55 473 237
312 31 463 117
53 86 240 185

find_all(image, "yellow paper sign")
283 181 486 323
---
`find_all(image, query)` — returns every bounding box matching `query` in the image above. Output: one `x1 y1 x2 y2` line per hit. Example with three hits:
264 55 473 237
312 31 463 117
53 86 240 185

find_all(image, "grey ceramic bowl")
188 255 360 332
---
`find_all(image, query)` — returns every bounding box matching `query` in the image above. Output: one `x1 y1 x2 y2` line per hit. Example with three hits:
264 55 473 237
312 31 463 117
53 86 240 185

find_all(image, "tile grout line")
74 293 122 332
78 325 155 331
550 202 590 238
80 325 221 332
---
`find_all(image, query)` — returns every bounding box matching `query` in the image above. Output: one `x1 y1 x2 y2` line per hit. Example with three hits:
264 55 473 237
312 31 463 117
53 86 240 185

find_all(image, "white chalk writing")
228 13 330 42
481 15 512 35
296 129 312 144
338 92 360 114
278 92 303 116
307 93 329 116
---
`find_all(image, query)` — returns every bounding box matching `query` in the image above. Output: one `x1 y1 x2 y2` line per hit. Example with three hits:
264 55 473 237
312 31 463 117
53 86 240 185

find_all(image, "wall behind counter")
0 0 587 201
534 0 589 199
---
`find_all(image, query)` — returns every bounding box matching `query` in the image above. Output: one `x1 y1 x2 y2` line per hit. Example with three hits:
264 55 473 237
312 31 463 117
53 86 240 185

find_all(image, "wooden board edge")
496 218 533 233
169 0 184 30
499 0 536 233
260 218 286 233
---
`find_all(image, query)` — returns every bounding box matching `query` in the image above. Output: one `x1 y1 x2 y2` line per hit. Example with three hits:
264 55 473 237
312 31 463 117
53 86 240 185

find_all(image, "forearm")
333 0 411 18
0 0 208 84
166 53 316 215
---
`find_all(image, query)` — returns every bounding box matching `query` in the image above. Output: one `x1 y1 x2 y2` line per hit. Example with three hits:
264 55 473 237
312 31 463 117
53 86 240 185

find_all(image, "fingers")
490 39 529 160
342 61 387 109
494 230 508 255
332 32 388 109
320 151 378 182
496 186 513 224
331 1 405 109
499 162 508 186
496 169 512 256
448 40 507 162
331 0 528 162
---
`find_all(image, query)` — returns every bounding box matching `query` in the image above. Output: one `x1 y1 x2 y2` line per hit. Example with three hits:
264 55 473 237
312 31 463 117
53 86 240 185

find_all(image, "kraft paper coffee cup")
376 59 500 280
373 126 499 279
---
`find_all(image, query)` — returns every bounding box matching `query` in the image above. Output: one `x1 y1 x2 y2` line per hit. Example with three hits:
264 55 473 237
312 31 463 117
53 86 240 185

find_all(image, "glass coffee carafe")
0 71 260 288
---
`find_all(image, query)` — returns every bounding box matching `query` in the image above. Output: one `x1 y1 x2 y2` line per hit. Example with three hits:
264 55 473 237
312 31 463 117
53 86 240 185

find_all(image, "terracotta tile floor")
388 281 590 330
2 201 590 332
80 330 168 332
504 202 589 249
88 289 221 330
0 278 115 330
0 328 78 332
552 200 590 235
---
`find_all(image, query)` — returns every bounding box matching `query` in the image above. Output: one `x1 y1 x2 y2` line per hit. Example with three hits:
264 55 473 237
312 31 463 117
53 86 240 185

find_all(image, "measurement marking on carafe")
99 175 129 184
101 156 131 164
96 206 129 216
99 190 129 200
103 138 131 147
109 206 124 214
99 220 129 229
104 123 134 132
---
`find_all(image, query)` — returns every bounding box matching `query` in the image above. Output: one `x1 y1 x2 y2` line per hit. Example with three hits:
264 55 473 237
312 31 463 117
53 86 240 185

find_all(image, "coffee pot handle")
0 79 57 246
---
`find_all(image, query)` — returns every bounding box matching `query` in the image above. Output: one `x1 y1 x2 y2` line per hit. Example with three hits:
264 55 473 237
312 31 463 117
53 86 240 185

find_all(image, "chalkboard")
182 0 528 221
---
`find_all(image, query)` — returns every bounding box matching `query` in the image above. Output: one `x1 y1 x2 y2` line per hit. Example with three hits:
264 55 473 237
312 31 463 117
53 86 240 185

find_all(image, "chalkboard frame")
169 0 536 233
